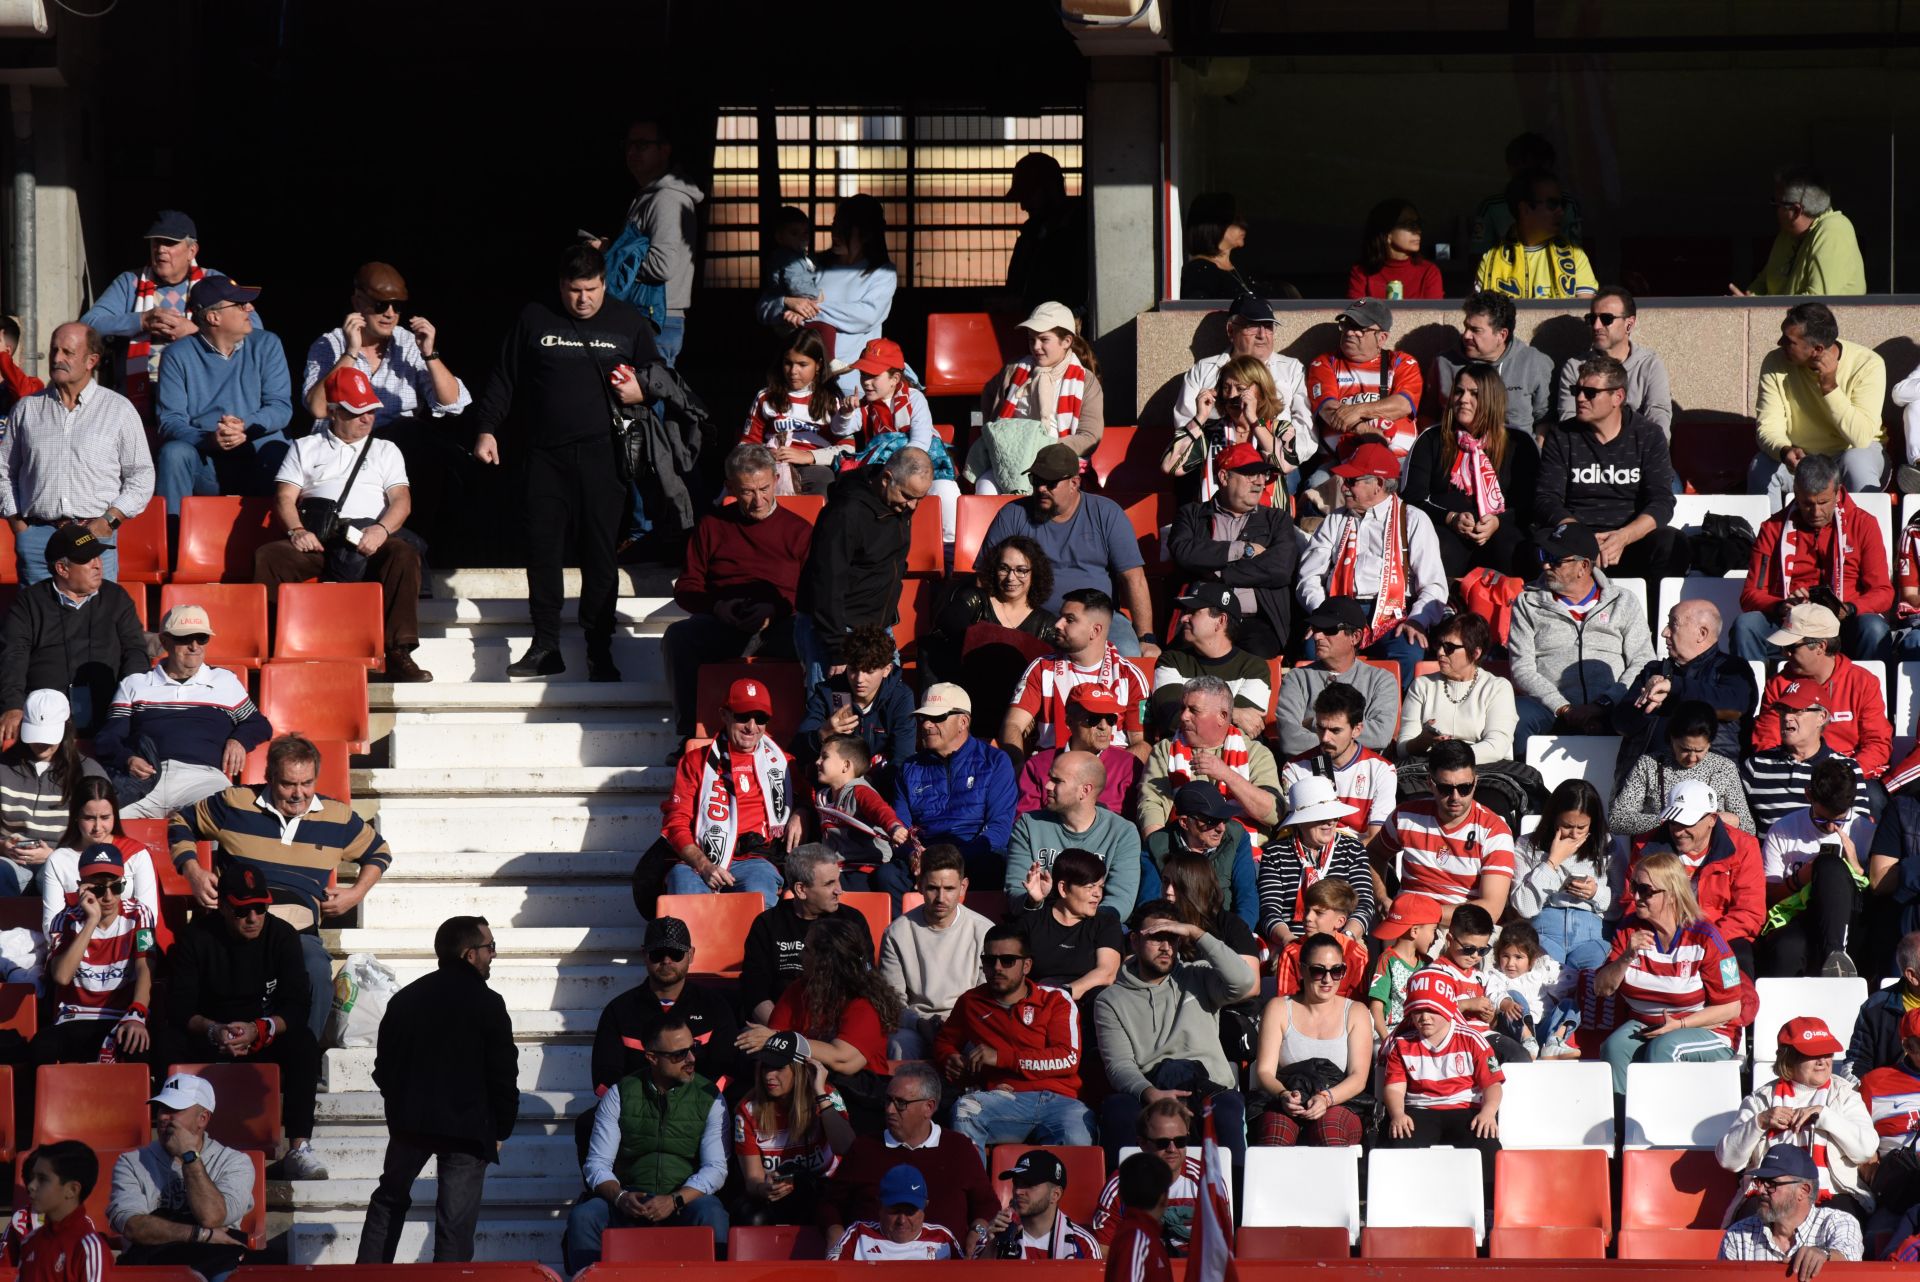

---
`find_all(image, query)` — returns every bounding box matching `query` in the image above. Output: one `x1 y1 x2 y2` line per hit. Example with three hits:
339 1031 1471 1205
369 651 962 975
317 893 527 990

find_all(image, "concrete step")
330 926 644 963
359 883 637 930
368 802 661 853
418 596 679 628
317 1088 595 1125
383 959 634 1010
386 720 675 769
370 851 639 882
357 766 668 798
371 682 663 713
430 566 674 599
325 1042 589 1093
289 1216 563 1266
288 1126 579 1183
288 1173 581 1210
408 633 665 685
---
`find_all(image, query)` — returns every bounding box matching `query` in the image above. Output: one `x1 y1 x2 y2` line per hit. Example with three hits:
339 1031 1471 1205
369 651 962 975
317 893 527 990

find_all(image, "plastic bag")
327 952 398 1049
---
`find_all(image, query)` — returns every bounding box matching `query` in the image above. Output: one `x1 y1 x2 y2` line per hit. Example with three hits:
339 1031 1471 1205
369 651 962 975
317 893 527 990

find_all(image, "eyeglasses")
884 1093 930 1110
732 711 770 726
1751 1176 1807 1191
1588 313 1622 327
649 1045 697 1061
1306 964 1349 980
993 565 1032 578
83 879 124 896
1432 780 1476 798
1572 385 1615 400
1630 882 1662 899
649 948 687 964
1335 318 1381 335
981 953 1027 968
469 940 498 953
1144 1136 1187 1151
1452 943 1493 958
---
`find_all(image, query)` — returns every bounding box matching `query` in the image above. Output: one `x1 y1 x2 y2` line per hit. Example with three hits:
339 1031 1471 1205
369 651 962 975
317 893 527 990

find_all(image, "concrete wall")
1129 298 1920 428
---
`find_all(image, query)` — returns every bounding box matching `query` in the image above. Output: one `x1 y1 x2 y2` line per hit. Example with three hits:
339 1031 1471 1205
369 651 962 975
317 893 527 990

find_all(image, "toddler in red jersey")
813 733 909 873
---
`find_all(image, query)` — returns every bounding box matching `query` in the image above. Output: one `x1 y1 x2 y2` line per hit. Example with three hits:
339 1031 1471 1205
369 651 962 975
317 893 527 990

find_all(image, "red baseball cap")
725 678 773 717
851 338 907 376
1068 685 1123 717
1773 680 1828 713
1215 441 1274 474
1778 1016 1845 1057
1371 892 1443 940
1331 440 1399 481
325 366 382 415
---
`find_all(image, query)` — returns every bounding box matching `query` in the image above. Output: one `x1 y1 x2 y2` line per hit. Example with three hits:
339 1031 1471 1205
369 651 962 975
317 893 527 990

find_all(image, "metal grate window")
702 106 1083 289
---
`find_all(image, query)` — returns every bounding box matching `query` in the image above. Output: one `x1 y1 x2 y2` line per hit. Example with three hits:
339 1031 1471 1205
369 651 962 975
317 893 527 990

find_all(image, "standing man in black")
358 915 520 1264
159 863 327 1180
467 244 660 683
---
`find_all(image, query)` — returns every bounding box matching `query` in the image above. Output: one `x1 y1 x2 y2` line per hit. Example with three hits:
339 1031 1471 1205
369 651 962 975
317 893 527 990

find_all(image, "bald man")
1005 748 1148 916
1614 597 1756 759
0 322 153 583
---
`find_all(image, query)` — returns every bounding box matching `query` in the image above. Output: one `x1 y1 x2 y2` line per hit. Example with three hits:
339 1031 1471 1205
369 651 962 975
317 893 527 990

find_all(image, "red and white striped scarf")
1766 1078 1835 1202
1275 830 1340 919
1326 496 1409 648
997 356 1085 439
858 388 913 450
1447 430 1506 519
124 264 206 418
1164 729 1261 847
1775 503 1852 605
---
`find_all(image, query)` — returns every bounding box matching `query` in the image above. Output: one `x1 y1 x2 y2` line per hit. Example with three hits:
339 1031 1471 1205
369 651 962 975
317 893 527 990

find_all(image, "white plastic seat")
1606 576 1651 630
1498 1061 1617 1150
1525 735 1622 795
1896 661 1920 761
1671 493 1773 553
1365 1146 1485 1243
1750 660 1769 714
1852 491 1894 568
1623 1060 1744 1149
1856 659 1888 716
1240 1146 1358 1241
1752 977 1869 1066
1656 576 1749 651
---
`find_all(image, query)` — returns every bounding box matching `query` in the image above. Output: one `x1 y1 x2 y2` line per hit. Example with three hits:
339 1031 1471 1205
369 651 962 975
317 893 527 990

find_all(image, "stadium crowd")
0 119 1916 1282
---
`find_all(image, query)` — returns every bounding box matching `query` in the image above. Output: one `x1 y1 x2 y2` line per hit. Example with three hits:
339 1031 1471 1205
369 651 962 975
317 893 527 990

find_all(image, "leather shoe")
377 650 433 684
588 652 621 683
507 646 565 678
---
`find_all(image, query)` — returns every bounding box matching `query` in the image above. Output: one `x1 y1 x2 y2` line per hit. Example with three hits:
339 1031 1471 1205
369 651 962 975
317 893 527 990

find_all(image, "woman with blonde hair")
1401 361 1539 577
1162 356 1308 502
1594 850 1749 1093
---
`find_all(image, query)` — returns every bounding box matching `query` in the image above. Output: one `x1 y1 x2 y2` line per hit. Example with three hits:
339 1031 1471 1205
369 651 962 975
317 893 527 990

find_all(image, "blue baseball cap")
78 843 125 880
1750 1145 1818 1184
187 276 260 313
877 1164 928 1210
145 210 197 242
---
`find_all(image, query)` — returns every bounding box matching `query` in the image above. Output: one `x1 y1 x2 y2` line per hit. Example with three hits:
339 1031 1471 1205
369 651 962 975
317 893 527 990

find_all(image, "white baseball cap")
1017 301 1077 335
1657 778 1719 827
150 1072 216 1113
19 689 69 746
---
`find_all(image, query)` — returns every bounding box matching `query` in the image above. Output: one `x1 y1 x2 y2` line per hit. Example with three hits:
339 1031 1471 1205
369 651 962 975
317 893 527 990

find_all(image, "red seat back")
728 1225 827 1261
116 502 169 585
159 582 269 670
1359 1227 1478 1258
1621 1149 1739 1232
925 313 1006 398
273 582 385 667
165 1061 282 1152
895 578 936 662
173 497 281 584
33 1063 151 1148
953 495 1019 574
0 521 14 584
692 662 804 748
1614 1228 1727 1260
601 1226 716 1262
654 895 759 977
1493 1149 1611 1235
1113 492 1173 565
259 660 370 751
1238 1226 1351 1259
1670 412 1758 496
0 985 33 1044
1488 1226 1607 1259
839 892 893 960
1087 426 1175 494
905 497 945 575
988 1144 1106 1223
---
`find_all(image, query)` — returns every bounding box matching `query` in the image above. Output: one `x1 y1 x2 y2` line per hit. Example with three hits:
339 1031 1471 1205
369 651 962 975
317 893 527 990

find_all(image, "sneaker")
1821 949 1859 978
1898 463 1920 495
506 646 565 678
282 1143 329 1180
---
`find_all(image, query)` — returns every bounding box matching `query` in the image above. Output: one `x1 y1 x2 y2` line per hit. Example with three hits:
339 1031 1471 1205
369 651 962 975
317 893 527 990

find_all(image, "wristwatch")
424 351 443 363
106 514 122 530
181 1150 199 1166
672 1192 686 1212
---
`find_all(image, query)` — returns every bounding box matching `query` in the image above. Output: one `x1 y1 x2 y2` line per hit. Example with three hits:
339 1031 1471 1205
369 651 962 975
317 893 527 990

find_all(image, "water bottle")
1387 280 1404 301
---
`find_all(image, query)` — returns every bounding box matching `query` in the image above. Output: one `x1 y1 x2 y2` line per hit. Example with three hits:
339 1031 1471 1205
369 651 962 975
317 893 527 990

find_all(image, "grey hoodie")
1436 336 1556 430
626 173 706 314
1508 568 1655 709
1093 929 1254 1097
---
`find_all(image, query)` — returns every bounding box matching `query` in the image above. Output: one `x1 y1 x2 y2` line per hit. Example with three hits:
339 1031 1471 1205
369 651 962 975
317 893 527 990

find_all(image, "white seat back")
1607 576 1651 630
1240 1146 1358 1241
1752 977 1870 1066
1623 1060 1744 1148
1499 1061 1617 1149
1655 576 1749 652
1671 493 1773 553
1525 734 1622 795
1852 492 1894 568
1365 1146 1485 1242
1896 661 1920 761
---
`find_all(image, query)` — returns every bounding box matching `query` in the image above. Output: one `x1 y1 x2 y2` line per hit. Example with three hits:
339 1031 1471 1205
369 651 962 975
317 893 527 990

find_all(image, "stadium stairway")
283 565 680 1265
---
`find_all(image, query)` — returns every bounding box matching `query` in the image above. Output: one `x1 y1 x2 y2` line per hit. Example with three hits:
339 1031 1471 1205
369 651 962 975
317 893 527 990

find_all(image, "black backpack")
1686 513 1757 576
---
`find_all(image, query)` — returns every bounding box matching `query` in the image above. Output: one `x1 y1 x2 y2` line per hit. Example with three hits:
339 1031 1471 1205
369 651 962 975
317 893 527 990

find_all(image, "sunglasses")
981 953 1028 968
916 712 959 725
1630 882 1662 899
649 1045 697 1062
1432 781 1476 797
360 298 407 317
1572 385 1614 400
227 902 268 919
1306 964 1349 980
1078 713 1119 728
1452 942 1493 957
166 633 211 647
1588 312 1622 326
1144 1136 1187 1151
649 948 687 964
731 711 770 726
82 879 125 896
1811 814 1848 831
1434 640 1468 657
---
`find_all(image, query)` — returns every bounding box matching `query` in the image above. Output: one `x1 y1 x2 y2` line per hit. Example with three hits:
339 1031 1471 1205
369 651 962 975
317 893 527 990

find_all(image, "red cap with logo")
1331 440 1399 481
725 678 773 716
851 338 907 376
1068 685 1123 717
1777 1016 1845 1057
1215 441 1274 474
1773 680 1828 713
325 366 382 415
1371 891 1443 940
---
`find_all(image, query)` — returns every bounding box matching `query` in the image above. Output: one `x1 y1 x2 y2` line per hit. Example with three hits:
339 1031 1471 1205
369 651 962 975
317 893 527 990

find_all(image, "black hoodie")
1533 405 1677 533
795 466 913 663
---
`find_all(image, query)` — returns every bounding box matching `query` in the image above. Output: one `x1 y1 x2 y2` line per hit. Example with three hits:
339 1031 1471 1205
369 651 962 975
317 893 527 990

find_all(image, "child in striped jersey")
741 328 854 496
1380 968 1503 1206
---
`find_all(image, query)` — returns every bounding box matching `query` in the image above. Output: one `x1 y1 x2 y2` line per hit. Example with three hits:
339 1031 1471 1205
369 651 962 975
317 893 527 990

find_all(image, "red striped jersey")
740 388 851 454
1281 749 1397 834
1858 1062 1920 1154
1383 1020 1504 1109
1603 918 1743 1047
47 899 155 1025
732 1094 842 1179
1376 799 1515 907
1012 650 1149 749
1427 955 1498 1031
829 1221 962 1261
1305 350 1424 457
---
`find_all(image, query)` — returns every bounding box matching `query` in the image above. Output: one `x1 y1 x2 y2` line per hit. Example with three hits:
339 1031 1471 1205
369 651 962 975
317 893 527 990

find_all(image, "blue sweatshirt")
154 331 293 449
893 735 1016 861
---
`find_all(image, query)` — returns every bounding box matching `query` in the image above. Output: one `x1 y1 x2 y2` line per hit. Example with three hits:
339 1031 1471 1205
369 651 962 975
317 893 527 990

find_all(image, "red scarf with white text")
1326 496 1409 648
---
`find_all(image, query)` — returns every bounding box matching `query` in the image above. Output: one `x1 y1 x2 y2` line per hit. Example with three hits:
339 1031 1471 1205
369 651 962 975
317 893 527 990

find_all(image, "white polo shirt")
274 429 409 522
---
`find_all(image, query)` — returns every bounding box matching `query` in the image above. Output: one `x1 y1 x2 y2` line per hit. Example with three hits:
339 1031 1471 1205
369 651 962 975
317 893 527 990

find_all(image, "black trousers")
1599 523 1691 580
120 1240 246 1276
526 439 626 653
34 1018 144 1067
357 1130 492 1264
153 1023 322 1139
1432 518 1533 581
1757 851 1860 977
662 612 797 738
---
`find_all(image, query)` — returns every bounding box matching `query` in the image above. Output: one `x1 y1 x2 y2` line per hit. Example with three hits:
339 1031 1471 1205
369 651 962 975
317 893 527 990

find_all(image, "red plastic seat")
692 661 804 748
728 1225 828 1261
238 1149 268 1249
963 890 1008 922
0 520 14 584
1488 1226 1607 1258
1088 426 1176 494
34 1062 151 1148
116 501 168 585
1614 1228 1727 1260
259 660 370 753
272 582 384 668
925 313 1006 398
601 1226 716 1262
1238 1226 1351 1259
988 1144 1105 1224
1621 1149 1739 1234
165 1062 282 1152
0 1065 15 1162
159 582 269 670
1494 1149 1611 1239
895 578 936 663
953 494 1019 574
1113 492 1174 565
1359 1226 1478 1258
242 737 351 803
654 895 759 977
0 984 35 1043
172 497 282 584
778 495 825 524
905 497 945 574
0 899 36 932
840 892 893 960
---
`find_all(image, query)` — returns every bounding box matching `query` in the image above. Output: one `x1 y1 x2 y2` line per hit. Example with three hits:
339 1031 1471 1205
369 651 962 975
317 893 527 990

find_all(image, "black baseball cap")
1336 298 1393 332
1536 522 1600 564
1173 781 1242 821
1228 293 1274 325
1305 597 1367 633
643 917 692 952
219 862 272 908
145 210 197 242
999 1149 1068 1187
45 524 111 571
754 1029 812 1066
1177 580 1240 619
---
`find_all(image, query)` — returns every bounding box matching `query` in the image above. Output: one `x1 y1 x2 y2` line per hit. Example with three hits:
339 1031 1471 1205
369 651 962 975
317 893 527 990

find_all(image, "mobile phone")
771 1159 804 1181
830 692 853 715
344 525 365 548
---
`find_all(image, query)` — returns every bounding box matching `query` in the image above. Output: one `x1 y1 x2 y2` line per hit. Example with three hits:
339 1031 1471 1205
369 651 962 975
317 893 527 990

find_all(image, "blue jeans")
564 1189 728 1271
664 855 782 910
1752 449 1885 505
13 525 117 585
951 1088 1096 1163
1529 907 1609 971
1514 695 1559 761
1107 608 1142 657
1898 627 1920 660
1732 608 1890 663
300 933 332 1042
156 437 288 516
1601 1018 1735 1095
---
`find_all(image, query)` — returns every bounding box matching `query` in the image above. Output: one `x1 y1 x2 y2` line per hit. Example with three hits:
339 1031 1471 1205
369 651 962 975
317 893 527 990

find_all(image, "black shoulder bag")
296 437 375 547
568 314 645 484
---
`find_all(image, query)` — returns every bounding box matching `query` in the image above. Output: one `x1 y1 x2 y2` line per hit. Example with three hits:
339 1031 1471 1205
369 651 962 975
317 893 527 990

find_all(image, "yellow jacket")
1754 340 1886 460
1749 210 1867 296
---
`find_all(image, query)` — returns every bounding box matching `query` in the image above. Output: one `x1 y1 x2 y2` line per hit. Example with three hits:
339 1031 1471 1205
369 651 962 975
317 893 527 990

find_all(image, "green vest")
613 1072 719 1193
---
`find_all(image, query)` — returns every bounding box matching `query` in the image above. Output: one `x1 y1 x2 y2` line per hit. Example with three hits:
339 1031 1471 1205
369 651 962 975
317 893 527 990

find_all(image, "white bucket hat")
1280 775 1359 830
